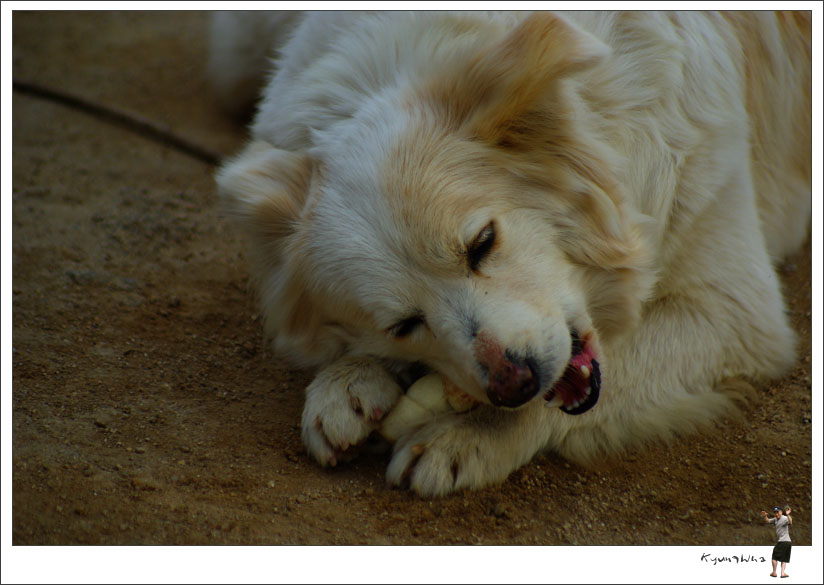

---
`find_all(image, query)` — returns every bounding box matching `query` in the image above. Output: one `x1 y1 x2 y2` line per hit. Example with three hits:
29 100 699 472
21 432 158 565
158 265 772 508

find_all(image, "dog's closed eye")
467 221 497 272
388 315 426 339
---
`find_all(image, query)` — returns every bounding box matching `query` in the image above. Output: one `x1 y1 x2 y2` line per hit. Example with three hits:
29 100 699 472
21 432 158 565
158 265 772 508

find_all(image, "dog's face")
218 12 654 411
301 110 604 409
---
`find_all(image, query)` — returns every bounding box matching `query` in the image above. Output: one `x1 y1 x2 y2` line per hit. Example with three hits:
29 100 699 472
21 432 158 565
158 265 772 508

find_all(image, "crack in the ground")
13 78 221 166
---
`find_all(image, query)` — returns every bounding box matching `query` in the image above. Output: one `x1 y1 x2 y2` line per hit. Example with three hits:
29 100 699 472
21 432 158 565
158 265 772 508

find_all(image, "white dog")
214 11 811 496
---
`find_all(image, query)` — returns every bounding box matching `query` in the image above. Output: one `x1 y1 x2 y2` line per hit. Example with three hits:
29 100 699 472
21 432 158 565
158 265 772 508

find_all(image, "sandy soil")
10 11 813 548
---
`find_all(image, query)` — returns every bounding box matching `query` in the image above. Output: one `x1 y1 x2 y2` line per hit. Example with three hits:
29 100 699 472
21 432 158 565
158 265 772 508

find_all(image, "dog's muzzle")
473 331 542 408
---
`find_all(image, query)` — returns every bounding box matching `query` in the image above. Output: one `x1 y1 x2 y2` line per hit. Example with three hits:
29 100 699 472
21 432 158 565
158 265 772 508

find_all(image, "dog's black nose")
485 354 541 408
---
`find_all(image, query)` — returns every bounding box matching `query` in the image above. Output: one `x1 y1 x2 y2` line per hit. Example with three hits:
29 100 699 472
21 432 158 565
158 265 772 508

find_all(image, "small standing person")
761 506 792 577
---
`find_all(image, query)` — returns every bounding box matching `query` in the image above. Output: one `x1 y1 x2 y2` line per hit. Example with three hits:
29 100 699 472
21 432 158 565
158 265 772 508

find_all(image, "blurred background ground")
7 9 815 558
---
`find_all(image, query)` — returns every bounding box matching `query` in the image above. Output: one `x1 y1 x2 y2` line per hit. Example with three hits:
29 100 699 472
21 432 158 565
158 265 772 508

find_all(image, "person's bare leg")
781 561 788 577
771 559 778 577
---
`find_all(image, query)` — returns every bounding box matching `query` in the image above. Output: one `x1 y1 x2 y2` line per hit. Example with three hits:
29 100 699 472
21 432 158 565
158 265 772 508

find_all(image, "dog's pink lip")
544 332 601 415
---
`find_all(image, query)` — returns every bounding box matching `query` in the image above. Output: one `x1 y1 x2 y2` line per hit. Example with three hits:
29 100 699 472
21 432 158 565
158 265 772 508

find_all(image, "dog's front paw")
301 357 402 467
386 413 515 497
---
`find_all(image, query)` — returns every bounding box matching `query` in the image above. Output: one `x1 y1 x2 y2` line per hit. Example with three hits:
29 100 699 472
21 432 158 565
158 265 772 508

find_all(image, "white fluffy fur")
214 11 811 496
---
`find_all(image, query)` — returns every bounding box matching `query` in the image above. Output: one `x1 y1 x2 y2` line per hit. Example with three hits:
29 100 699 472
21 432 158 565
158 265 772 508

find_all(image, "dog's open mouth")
543 329 601 415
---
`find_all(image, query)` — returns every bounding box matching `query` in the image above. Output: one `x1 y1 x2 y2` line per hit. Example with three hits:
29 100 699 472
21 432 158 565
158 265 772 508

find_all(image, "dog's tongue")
544 342 601 415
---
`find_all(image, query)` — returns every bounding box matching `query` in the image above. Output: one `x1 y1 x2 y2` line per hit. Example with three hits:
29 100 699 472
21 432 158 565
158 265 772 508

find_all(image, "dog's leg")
301 356 403 467
386 402 555 497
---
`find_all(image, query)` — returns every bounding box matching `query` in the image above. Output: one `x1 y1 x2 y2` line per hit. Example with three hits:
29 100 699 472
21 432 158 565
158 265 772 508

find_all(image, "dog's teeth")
585 386 591 396
580 365 590 378
544 394 564 408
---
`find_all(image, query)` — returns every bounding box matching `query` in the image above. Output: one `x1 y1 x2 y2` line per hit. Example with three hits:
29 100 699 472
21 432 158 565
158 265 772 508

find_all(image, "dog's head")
217 13 654 412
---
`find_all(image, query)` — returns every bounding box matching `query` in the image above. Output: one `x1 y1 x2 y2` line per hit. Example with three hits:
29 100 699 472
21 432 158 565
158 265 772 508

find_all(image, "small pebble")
131 476 160 490
492 503 509 519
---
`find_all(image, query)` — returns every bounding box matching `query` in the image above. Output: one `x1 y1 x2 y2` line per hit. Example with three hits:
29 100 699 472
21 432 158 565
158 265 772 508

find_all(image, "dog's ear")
537 153 656 340
469 12 609 144
559 195 657 340
217 142 343 366
216 140 312 243
427 12 610 141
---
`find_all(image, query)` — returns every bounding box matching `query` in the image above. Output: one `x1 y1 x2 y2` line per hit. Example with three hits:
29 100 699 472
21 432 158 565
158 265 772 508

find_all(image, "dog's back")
724 12 811 261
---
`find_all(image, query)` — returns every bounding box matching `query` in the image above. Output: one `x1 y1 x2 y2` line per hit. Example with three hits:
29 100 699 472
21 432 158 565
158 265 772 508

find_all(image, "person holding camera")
761 505 792 577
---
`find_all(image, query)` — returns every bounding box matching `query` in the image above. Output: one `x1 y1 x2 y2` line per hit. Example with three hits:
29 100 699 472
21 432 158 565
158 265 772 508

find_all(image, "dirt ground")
9 11 814 550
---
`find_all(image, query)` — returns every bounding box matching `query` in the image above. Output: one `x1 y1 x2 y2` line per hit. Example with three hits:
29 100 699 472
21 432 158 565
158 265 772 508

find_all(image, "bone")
379 374 477 442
